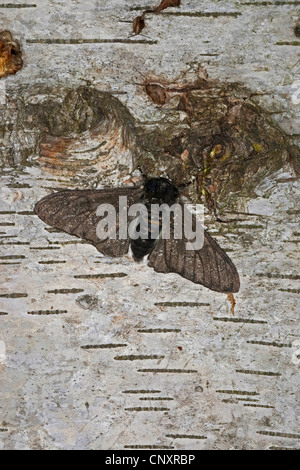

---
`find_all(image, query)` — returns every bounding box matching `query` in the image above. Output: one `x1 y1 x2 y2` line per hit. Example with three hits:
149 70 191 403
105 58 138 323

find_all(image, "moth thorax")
144 178 179 205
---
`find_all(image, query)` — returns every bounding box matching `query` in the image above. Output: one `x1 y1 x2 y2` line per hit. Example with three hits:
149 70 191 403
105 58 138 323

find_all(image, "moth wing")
34 187 143 257
148 208 240 293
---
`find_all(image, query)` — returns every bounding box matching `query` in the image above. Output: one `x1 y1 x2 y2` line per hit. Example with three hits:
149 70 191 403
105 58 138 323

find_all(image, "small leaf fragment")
227 293 236 316
146 83 167 105
155 0 181 14
0 30 22 78
133 15 145 35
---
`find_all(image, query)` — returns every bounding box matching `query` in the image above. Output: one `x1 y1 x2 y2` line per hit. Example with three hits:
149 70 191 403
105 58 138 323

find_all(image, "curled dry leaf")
132 0 181 35
155 0 181 14
180 149 189 162
0 30 22 78
146 83 167 105
133 15 145 35
227 293 236 316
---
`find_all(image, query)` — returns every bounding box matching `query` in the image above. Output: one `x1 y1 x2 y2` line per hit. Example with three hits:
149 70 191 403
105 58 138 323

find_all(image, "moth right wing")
147 209 240 293
34 186 143 257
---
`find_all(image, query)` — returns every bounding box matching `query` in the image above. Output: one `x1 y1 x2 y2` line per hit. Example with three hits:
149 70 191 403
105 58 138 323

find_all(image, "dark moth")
34 178 240 293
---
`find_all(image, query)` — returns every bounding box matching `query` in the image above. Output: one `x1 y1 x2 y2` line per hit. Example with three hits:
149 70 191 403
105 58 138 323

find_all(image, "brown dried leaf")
132 0 180 35
154 0 181 14
180 149 189 162
146 83 167 105
133 16 145 35
227 293 236 316
0 30 22 78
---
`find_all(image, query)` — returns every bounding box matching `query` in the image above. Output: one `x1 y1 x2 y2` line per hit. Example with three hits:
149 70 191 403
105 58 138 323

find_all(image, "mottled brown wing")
34 187 143 257
148 208 240 293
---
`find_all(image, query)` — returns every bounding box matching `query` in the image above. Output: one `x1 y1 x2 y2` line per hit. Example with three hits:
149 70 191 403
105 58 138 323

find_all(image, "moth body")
131 178 179 261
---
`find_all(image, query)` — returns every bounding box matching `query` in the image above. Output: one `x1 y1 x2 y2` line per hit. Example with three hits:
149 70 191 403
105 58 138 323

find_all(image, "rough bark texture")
0 1 299 450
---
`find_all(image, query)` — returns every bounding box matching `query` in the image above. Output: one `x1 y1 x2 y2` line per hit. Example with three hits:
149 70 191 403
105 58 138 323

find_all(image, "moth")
34 178 240 293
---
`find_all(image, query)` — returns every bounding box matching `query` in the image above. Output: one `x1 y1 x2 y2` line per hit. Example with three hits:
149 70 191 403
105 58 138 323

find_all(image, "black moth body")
34 177 240 293
130 178 179 261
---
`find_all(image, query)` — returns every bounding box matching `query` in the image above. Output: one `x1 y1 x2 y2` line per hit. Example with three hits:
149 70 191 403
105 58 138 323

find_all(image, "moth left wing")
34 186 143 257
148 207 240 293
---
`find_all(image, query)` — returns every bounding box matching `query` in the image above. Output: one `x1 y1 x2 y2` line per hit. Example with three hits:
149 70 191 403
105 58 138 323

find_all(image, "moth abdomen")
130 178 179 261
130 213 159 261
